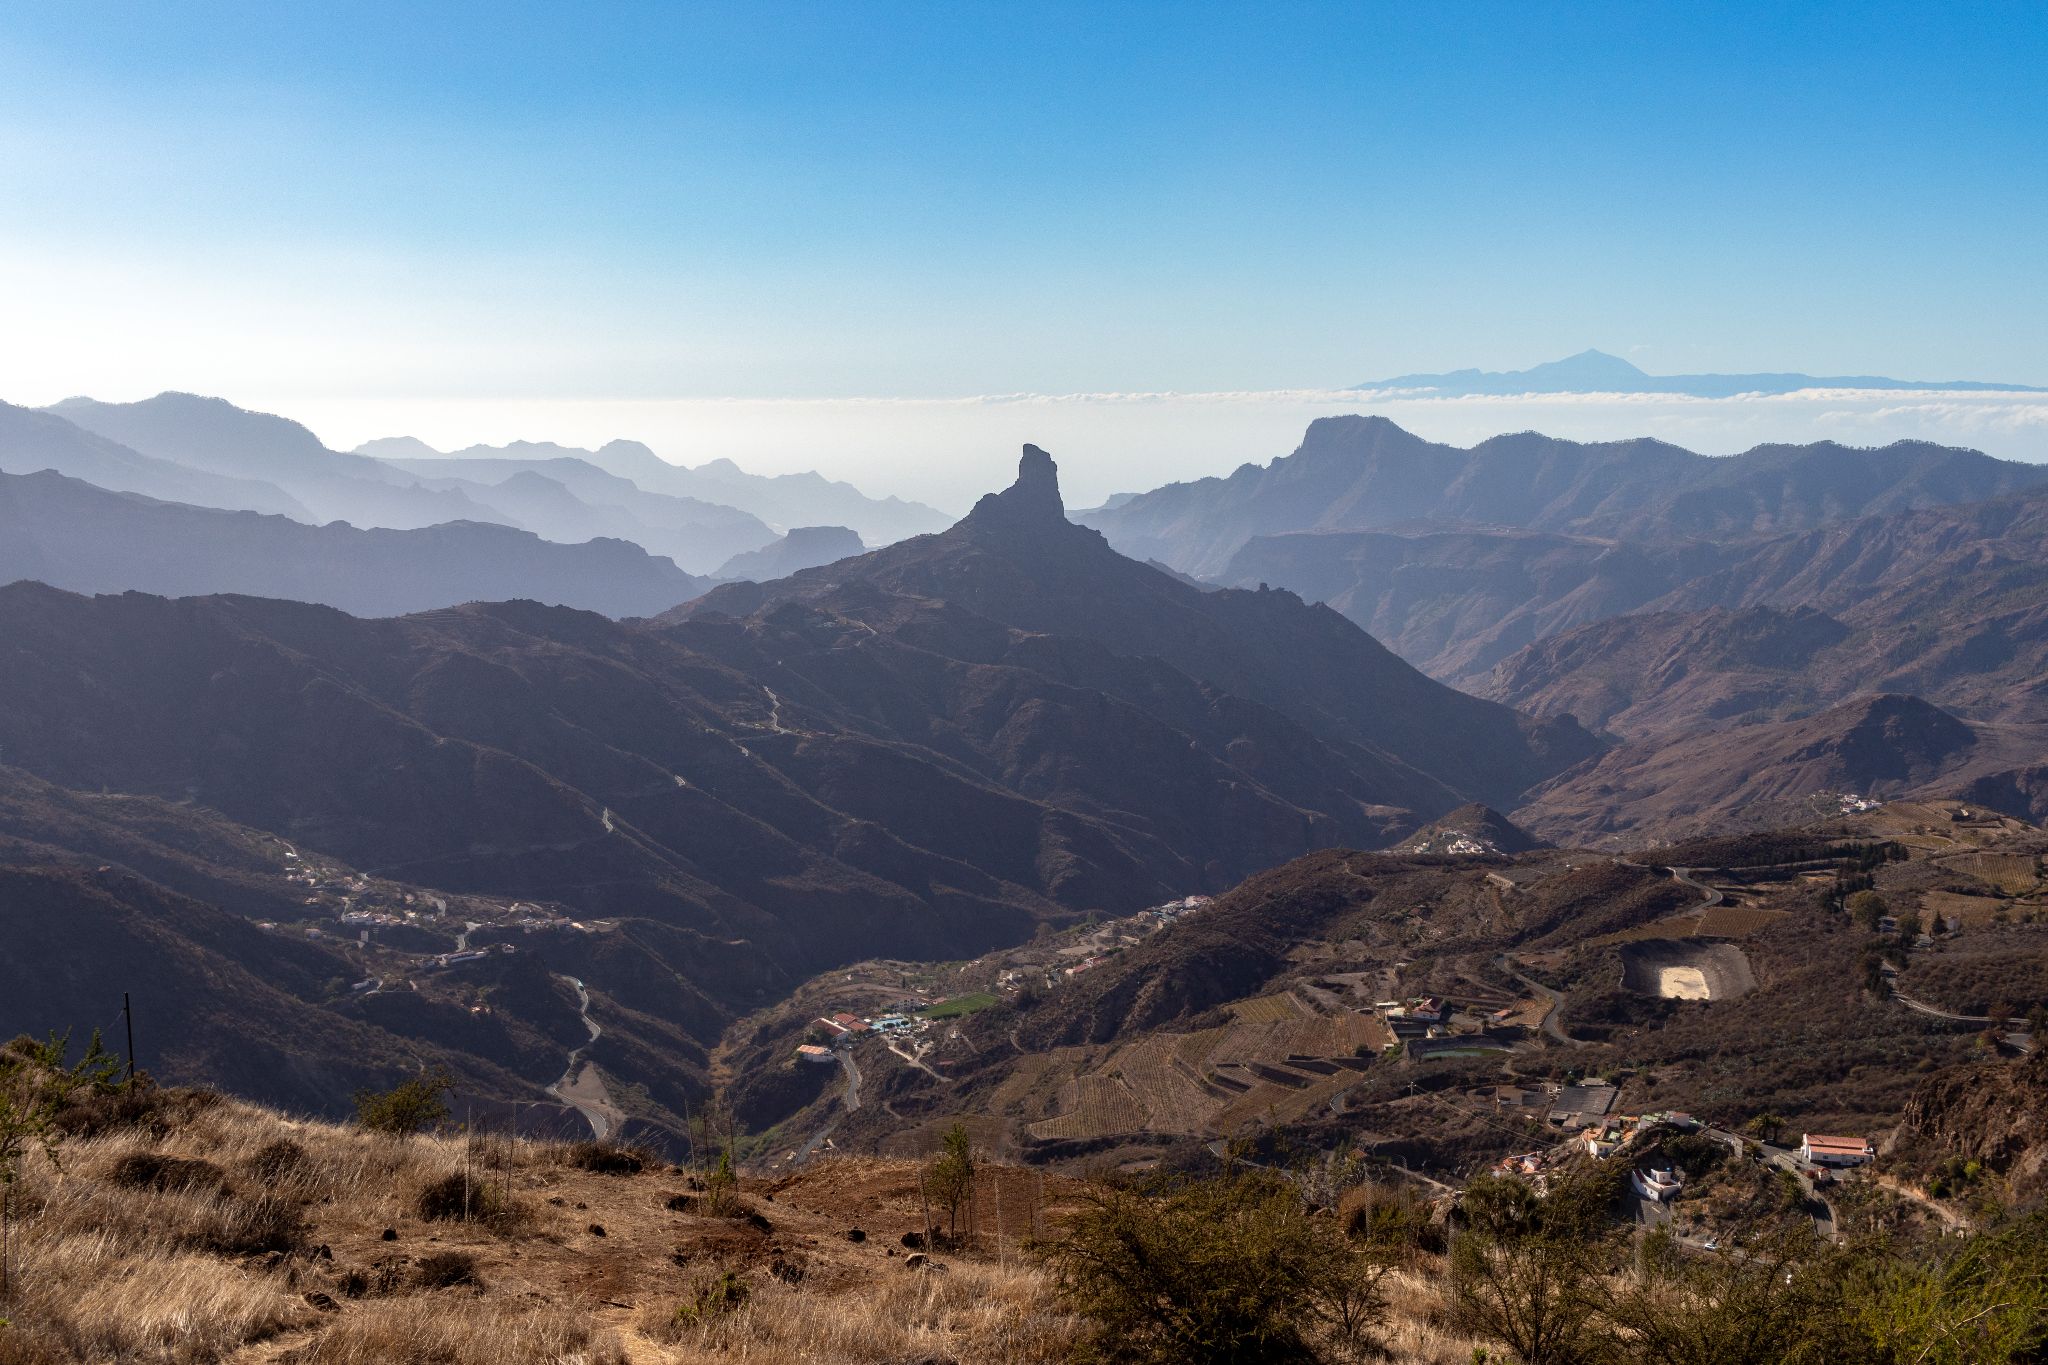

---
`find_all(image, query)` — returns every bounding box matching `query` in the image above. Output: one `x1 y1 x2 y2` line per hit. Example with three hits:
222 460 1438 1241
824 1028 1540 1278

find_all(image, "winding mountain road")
1493 955 1586 1047
545 975 623 1140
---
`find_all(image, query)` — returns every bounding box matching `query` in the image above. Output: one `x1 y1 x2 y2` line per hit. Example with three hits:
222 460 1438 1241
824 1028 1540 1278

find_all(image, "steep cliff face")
1892 1049 2048 1203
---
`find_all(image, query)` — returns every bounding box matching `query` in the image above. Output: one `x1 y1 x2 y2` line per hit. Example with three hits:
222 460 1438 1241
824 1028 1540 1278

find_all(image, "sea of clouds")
291 386 2048 514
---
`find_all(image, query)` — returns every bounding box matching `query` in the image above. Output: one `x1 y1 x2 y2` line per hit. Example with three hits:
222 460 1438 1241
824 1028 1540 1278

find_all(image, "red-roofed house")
1800 1134 1873 1167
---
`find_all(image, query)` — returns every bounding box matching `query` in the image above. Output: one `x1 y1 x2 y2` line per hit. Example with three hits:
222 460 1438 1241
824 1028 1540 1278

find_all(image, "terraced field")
1028 1073 1146 1140
1111 1033 1225 1133
1229 992 1308 1023
1920 889 2025 929
1026 1006 1389 1141
1695 904 1792 936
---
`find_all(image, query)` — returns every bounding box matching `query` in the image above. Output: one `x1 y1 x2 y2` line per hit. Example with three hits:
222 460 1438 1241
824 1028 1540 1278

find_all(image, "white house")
1800 1134 1873 1167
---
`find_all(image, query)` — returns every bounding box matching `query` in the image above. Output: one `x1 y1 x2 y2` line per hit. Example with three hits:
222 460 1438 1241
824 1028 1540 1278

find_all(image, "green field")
920 991 999 1019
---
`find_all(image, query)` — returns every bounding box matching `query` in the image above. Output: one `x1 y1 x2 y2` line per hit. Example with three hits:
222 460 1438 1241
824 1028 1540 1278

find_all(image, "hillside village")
712 797 2043 1259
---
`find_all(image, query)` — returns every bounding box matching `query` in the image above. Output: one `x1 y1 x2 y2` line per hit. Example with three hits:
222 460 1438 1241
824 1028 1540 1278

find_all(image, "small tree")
1609 1219 1857 1365
703 1142 739 1217
1038 1169 1388 1364
353 1067 453 1138
1 1031 126 1294
1846 890 1888 932
928 1121 976 1239
1447 1170 1619 1365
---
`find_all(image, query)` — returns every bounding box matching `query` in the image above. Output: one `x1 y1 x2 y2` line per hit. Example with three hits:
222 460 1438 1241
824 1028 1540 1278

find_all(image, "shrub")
245 1137 309 1182
107 1150 228 1193
353 1068 453 1138
1036 1169 1389 1364
414 1249 483 1289
415 1172 515 1226
562 1140 647 1175
186 1191 306 1256
650 1268 751 1340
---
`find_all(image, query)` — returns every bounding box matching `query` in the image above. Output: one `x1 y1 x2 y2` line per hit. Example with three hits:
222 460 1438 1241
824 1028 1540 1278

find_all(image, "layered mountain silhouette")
0 469 706 618
0 445 1606 1118
48 394 515 532
362 436 950 548
1356 348 2044 397
713 525 865 580
364 446 775 573
1081 415 2048 577
0 399 309 517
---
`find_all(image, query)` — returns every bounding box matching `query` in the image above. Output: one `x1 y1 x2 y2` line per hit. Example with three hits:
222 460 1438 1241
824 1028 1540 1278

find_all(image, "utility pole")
123 992 136 1084
916 1167 934 1253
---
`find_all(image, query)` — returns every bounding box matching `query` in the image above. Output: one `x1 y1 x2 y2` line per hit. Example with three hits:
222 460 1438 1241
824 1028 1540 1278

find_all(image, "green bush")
1036 1169 1389 1364
352 1069 453 1138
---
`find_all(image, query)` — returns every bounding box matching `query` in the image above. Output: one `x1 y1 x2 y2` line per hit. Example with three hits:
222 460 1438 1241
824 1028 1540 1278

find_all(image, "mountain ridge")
1356 348 2045 396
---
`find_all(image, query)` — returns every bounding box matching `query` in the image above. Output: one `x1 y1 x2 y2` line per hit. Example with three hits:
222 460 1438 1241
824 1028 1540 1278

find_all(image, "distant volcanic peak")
964 444 1066 528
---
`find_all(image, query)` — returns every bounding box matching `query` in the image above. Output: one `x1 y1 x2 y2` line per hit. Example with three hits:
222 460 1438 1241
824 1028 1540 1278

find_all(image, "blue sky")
1 2 2045 500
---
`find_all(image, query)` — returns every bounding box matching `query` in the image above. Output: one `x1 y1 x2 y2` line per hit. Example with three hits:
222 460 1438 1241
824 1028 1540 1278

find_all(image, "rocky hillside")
0 449 1599 1122
676 445 1597 811
1510 695 2038 845
1482 487 2048 742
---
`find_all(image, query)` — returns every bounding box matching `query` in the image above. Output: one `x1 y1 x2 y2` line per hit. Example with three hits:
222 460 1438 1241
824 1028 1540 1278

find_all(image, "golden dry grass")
640 1259 1082 1363
0 1092 1467 1365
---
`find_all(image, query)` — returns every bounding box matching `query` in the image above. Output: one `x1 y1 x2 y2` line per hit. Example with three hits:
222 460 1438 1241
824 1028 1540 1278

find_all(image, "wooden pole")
123 992 136 1085
917 1167 934 1253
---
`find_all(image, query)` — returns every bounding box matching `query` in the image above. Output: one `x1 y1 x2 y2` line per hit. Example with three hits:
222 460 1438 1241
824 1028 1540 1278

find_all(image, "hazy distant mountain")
367 448 776 574
0 468 705 618
713 525 864 581
1084 416 2048 580
48 394 515 531
0 400 309 517
0 444 1593 1100
1357 348 2045 397
1483 485 2048 739
361 436 950 546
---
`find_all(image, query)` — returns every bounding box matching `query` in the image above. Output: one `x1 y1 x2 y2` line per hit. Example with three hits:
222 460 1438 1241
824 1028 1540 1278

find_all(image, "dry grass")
639 1259 1083 1364
1377 1268 1492 1365
0 1091 1467 1365
289 1298 627 1365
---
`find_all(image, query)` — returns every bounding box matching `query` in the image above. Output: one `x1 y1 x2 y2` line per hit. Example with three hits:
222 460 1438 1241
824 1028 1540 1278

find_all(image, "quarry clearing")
1618 938 1757 1001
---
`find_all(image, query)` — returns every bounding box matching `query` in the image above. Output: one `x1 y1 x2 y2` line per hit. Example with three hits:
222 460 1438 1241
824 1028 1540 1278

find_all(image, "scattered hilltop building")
1800 1134 1874 1167
1584 1124 1624 1158
1547 1083 1619 1129
1632 1166 1684 1201
795 1044 836 1065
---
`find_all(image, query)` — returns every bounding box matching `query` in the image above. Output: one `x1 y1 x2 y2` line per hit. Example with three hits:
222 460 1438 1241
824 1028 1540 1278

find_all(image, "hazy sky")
3 2 2046 506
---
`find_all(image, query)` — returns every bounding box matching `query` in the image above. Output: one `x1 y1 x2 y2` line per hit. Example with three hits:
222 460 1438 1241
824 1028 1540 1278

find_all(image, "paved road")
545 975 619 1140
1493 954 1586 1047
1668 867 1725 907
1892 992 1994 1025
791 1047 867 1166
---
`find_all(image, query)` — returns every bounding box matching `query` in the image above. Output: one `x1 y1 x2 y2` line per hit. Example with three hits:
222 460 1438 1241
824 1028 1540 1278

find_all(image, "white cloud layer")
267 387 2048 514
